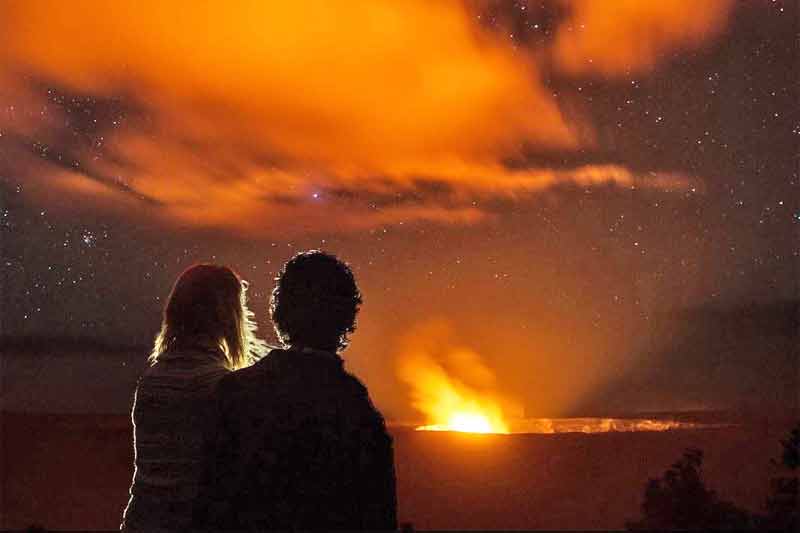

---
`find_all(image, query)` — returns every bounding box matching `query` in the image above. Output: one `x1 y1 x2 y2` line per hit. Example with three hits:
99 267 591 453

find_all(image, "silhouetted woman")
121 264 266 531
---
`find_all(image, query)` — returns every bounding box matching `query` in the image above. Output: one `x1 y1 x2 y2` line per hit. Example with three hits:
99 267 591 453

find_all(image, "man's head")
270 250 362 353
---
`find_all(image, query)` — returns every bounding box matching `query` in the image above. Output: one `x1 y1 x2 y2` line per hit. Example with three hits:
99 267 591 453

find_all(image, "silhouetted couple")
120 251 397 531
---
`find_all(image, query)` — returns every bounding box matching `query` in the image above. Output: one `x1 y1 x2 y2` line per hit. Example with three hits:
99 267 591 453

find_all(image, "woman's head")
150 264 265 369
270 250 362 353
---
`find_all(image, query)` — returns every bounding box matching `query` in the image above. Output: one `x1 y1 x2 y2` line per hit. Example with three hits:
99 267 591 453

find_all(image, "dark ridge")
670 299 800 338
0 335 149 355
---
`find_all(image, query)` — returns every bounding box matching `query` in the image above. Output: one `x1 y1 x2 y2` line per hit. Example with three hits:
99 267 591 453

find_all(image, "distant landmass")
1 337 148 414
2 300 797 416
574 299 798 416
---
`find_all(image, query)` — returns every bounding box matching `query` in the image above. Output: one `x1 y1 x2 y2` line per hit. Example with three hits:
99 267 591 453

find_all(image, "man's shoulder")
217 349 311 402
339 369 388 426
340 368 368 395
218 355 276 395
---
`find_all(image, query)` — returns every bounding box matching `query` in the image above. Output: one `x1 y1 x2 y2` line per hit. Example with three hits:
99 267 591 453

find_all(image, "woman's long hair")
149 264 267 370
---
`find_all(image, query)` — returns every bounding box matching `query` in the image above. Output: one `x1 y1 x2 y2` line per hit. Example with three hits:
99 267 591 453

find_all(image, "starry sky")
1 1 797 419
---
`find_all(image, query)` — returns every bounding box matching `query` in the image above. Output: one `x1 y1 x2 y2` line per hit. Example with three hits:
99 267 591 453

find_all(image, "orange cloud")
553 0 734 76
1 1 717 234
2 1 573 158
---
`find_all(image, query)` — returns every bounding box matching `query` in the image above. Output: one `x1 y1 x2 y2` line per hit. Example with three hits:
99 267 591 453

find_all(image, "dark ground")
1 412 793 530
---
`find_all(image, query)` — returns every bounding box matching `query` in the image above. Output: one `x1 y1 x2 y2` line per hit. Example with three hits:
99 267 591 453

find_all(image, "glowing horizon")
417 411 510 434
413 416 724 435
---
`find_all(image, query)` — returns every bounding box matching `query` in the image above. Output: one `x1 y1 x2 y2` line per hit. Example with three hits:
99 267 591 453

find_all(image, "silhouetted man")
197 250 397 530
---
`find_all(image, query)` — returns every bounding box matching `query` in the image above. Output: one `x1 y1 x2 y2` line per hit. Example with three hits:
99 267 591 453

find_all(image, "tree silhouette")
626 447 753 530
762 422 799 530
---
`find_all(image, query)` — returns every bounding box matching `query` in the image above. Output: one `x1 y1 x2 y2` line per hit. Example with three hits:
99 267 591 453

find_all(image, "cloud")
552 0 734 76
0 1 720 234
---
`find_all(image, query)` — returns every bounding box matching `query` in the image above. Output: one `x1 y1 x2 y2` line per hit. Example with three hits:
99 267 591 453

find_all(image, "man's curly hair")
270 250 362 352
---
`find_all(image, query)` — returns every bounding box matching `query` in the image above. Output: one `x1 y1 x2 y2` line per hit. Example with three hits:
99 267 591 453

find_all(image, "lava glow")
396 321 521 435
414 416 725 434
417 411 508 434
396 322 726 435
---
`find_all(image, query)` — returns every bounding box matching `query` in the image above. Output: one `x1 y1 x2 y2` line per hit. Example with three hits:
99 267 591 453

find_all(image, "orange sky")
8 1 786 424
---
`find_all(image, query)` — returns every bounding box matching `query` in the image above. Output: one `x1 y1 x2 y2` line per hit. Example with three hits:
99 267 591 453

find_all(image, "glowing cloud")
553 0 735 76
0 1 724 233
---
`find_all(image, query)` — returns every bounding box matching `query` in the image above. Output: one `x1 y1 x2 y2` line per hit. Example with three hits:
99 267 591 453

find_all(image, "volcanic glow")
397 321 520 434
418 410 508 435
446 413 494 434
416 415 723 435
402 366 513 434
425 412 496 434
397 322 726 435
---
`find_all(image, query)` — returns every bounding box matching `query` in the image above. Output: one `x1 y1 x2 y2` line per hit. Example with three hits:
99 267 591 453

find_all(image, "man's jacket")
196 347 397 530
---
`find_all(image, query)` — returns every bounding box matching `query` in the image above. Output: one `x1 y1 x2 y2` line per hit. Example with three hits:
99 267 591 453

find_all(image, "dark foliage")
626 448 753 530
628 423 800 531
762 422 799 531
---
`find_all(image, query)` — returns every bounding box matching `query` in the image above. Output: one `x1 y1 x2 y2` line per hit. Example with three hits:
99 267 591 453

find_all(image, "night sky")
1 1 797 420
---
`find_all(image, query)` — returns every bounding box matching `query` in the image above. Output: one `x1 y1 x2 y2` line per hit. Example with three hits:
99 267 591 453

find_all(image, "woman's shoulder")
141 348 229 386
162 344 228 363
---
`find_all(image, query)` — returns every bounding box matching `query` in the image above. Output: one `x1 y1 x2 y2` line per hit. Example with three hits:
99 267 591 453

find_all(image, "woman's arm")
192 374 239 529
